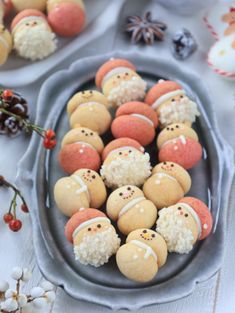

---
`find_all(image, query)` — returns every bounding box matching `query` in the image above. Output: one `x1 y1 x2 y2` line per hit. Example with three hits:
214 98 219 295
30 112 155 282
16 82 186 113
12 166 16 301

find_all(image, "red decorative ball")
21 204 29 213
2 89 13 100
45 129 56 140
43 138 57 149
9 219 22 232
3 213 13 223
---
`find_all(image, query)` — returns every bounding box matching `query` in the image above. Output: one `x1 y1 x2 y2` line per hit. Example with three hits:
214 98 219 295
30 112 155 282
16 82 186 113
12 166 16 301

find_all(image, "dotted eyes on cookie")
88 224 102 231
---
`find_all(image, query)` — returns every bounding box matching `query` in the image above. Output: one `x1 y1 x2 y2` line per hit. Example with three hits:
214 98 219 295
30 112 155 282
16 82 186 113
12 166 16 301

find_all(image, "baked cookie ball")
111 101 158 146
67 90 111 135
116 228 167 282
100 138 151 189
157 123 202 169
156 197 213 254
95 58 147 107
106 185 157 235
47 0 85 37
143 162 191 209
59 126 103 174
11 9 57 61
11 0 47 12
54 168 106 216
0 24 12 66
65 208 120 267
145 79 200 128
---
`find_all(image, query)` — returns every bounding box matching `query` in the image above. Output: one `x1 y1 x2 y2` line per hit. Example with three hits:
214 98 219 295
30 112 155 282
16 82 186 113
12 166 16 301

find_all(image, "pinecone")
0 91 29 136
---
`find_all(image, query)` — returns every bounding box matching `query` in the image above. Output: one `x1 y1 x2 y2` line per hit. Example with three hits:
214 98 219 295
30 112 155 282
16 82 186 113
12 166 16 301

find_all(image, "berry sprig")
0 175 28 232
0 89 56 149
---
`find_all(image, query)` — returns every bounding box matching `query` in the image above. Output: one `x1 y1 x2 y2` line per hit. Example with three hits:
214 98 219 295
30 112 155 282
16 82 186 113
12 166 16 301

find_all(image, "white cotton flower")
11 267 23 280
22 268 32 282
18 294 28 308
32 297 47 308
30 286 45 298
4 298 18 312
40 280 54 292
45 291 56 303
5 289 15 299
0 281 9 292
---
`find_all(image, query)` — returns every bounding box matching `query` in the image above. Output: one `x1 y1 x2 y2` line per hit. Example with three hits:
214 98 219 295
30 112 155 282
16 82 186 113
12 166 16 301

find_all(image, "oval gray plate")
16 51 234 310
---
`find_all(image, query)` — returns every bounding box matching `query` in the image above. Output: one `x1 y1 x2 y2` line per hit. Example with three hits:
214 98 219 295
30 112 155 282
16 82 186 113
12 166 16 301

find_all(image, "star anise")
125 11 167 45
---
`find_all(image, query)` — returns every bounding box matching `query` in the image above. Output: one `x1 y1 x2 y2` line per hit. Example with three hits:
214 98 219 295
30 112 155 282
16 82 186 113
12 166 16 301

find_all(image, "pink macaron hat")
65 208 108 243
145 80 184 110
95 58 136 89
102 137 144 161
177 197 213 240
11 9 46 33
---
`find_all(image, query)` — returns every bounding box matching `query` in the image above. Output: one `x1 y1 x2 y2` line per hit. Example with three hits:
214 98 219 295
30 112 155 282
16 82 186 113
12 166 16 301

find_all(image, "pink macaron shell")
65 208 106 243
116 101 158 128
95 59 136 88
11 9 46 30
102 137 143 161
48 2 85 37
158 137 202 169
111 116 155 146
178 197 213 240
59 143 101 174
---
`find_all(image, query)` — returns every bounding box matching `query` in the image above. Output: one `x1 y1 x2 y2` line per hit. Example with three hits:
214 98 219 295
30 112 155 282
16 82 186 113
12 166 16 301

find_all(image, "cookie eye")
185 213 188 217
171 128 174 131
151 234 155 238
166 127 170 130
119 152 122 155
90 91 93 94
128 150 132 153
87 170 91 173
171 98 175 102
119 192 123 196
176 125 179 128
92 175 96 179
90 132 93 136
180 95 184 98
117 75 121 79
81 130 85 133
143 230 147 234
171 164 174 167
178 207 182 210
33 22 37 25
127 187 131 191
125 72 129 76
88 227 91 231
82 91 85 94
163 162 167 165
97 224 101 228
26 23 29 26
85 133 88 136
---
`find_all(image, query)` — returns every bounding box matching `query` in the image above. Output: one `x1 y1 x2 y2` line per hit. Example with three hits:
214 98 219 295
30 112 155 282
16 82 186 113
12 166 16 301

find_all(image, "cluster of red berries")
43 129 57 150
1 89 13 100
3 203 29 232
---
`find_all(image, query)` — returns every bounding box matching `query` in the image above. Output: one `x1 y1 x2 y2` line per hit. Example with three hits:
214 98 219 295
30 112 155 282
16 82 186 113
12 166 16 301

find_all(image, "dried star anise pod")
125 11 167 45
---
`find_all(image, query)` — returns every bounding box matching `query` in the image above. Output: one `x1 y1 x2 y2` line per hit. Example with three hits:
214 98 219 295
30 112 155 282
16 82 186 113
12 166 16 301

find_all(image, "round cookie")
116 228 167 282
95 58 147 107
11 9 57 61
11 0 47 12
145 79 200 128
106 185 157 235
65 208 120 267
0 24 12 66
156 197 213 253
47 0 85 37
111 101 158 146
143 162 191 209
100 138 151 189
67 90 111 135
157 123 202 169
54 169 107 216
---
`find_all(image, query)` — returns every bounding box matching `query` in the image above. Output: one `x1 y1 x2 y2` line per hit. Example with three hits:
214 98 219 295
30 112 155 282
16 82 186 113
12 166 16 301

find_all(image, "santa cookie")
145 80 200 128
106 185 157 235
67 90 112 135
143 162 191 209
157 123 202 169
65 208 120 267
156 197 213 254
111 101 158 146
59 126 103 174
54 168 107 216
0 24 12 66
100 138 151 189
116 229 167 282
95 58 147 107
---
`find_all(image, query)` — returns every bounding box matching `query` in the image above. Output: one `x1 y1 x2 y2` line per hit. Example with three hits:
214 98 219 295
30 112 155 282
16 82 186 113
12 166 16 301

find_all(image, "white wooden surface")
1 1 235 312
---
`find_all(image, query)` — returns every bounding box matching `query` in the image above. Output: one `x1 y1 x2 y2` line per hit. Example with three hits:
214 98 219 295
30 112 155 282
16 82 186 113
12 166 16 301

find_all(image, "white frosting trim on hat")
118 196 145 218
152 90 185 110
107 146 141 158
130 114 154 127
130 240 158 262
178 202 202 238
71 174 90 201
152 172 177 182
102 67 132 87
78 101 106 109
72 217 110 239
12 16 45 34
161 135 187 148
73 141 96 151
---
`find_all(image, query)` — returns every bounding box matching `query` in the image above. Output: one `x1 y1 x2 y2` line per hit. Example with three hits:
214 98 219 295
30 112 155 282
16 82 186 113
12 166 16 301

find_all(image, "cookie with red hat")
156 197 213 254
111 101 158 146
145 79 200 128
65 208 120 267
100 138 151 189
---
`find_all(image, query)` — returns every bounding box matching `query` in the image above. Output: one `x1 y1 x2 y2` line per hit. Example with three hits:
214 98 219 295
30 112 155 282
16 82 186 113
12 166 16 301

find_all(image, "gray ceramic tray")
16 51 234 310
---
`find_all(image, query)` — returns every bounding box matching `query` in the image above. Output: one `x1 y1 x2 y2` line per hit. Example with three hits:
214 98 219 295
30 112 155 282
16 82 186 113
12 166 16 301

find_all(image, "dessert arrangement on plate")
53 57 213 283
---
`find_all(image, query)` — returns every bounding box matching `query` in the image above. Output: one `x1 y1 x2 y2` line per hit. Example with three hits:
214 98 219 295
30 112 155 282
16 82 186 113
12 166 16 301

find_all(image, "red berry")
45 129 56 139
9 219 22 232
21 203 29 213
3 213 13 223
43 138 56 149
2 89 13 100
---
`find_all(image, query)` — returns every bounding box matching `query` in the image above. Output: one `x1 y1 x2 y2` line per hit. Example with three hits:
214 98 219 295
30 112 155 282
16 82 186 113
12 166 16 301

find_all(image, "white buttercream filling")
72 217 110 239
78 101 106 110
130 114 154 126
118 196 145 218
161 135 187 148
152 172 177 182
130 240 158 261
152 90 185 110
73 141 96 151
102 67 132 87
71 174 90 201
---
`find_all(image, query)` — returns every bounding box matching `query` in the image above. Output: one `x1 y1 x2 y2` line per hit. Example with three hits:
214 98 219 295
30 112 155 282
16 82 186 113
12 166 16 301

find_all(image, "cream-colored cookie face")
104 147 139 165
157 94 187 113
14 17 48 34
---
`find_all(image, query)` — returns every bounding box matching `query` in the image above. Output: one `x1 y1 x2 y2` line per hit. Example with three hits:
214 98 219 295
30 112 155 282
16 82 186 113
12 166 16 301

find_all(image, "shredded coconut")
159 98 200 126
156 207 195 254
13 22 57 61
100 151 151 188
74 227 120 267
107 76 147 107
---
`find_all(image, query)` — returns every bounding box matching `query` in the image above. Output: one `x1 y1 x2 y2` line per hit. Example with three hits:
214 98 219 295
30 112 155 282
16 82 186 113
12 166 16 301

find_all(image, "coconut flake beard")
100 151 151 188
159 98 200 126
14 23 57 61
156 207 195 254
107 76 147 107
74 227 120 267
